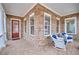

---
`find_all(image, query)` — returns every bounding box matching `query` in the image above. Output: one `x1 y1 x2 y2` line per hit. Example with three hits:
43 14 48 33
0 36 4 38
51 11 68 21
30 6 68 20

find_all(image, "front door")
12 20 19 40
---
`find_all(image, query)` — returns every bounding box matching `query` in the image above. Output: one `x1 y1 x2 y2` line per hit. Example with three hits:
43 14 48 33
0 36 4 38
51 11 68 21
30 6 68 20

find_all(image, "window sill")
67 33 76 35
44 34 51 37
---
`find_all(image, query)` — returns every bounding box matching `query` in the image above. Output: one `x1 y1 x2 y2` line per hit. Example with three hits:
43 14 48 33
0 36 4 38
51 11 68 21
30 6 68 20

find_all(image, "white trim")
10 18 21 21
10 20 12 39
0 33 3 36
56 17 60 20
44 12 51 36
24 3 61 17
75 17 77 34
24 3 37 17
65 17 77 34
56 17 60 33
29 13 35 36
40 3 62 16
10 18 21 39
24 18 26 21
0 11 4 38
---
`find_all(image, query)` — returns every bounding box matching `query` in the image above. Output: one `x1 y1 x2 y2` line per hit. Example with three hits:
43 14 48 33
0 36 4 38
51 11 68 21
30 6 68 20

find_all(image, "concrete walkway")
0 39 79 55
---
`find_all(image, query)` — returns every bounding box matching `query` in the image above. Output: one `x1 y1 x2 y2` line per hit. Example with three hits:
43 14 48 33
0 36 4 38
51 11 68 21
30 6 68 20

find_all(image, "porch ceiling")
2 3 79 17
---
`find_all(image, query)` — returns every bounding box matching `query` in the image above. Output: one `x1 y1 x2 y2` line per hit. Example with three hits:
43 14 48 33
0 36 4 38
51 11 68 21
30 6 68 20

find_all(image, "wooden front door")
12 20 19 40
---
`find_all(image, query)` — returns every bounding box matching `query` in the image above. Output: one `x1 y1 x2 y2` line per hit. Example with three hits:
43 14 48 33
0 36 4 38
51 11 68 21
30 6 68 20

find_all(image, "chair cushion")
67 36 72 39
52 35 57 39
62 32 66 36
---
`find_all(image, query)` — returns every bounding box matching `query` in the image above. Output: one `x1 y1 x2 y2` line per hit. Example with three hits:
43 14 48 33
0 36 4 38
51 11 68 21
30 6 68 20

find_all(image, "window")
3 13 6 33
56 18 60 33
0 11 3 36
24 18 26 33
65 17 77 34
44 13 51 36
29 13 34 35
3 12 7 41
0 9 6 40
25 20 26 32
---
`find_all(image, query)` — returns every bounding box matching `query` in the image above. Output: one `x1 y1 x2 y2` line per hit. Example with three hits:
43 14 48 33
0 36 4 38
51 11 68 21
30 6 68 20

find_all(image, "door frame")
10 18 21 39
12 20 19 39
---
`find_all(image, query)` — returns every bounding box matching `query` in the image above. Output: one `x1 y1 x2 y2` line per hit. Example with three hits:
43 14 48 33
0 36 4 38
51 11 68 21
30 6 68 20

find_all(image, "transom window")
65 17 77 34
44 13 51 36
29 13 34 35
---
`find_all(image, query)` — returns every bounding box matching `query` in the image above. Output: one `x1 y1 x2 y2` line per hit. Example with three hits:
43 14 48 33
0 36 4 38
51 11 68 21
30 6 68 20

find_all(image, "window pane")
45 15 50 25
57 20 59 33
31 26 34 35
45 26 48 30
44 13 50 35
45 30 49 35
30 13 34 35
66 19 75 33
13 21 19 33
48 26 50 34
25 20 26 32
30 16 34 25
45 22 48 26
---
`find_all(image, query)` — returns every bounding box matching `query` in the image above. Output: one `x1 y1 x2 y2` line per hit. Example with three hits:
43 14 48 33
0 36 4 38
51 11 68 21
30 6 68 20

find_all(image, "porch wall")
61 13 79 36
23 4 61 46
60 17 65 32
6 4 79 47
23 4 79 46
6 15 23 40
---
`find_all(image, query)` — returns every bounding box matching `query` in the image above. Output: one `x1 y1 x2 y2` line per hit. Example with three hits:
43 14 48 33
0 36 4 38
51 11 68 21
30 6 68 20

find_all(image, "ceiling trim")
6 14 24 19
62 12 79 18
24 3 61 18
40 3 62 16
24 3 38 17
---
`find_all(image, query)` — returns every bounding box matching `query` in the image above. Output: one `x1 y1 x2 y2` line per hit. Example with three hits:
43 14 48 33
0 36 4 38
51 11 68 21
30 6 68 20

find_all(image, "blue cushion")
52 35 57 39
62 32 66 36
67 37 72 39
